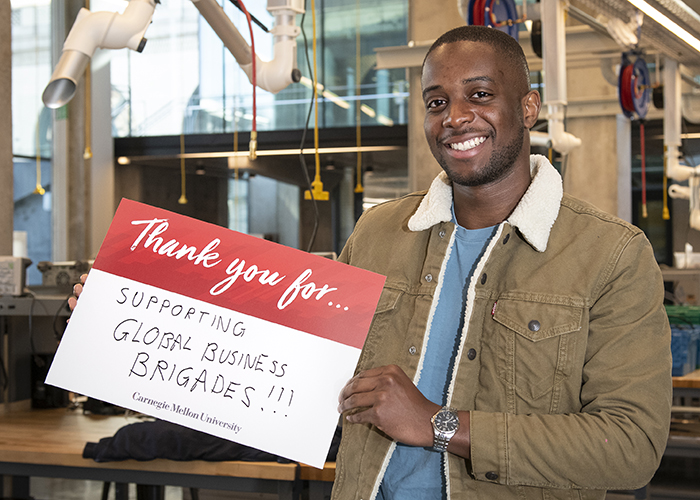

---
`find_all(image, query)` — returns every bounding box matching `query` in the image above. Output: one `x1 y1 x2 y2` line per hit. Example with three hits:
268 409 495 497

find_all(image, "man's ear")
522 90 541 129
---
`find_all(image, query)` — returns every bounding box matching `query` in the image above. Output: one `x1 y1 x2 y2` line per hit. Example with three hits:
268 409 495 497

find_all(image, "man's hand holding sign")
48 199 385 468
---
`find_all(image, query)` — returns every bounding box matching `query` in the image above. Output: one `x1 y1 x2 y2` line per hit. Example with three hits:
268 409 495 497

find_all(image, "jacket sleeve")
468 232 672 490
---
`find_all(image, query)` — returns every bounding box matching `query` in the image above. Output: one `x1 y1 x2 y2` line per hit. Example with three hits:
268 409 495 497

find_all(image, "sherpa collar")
407 154 563 252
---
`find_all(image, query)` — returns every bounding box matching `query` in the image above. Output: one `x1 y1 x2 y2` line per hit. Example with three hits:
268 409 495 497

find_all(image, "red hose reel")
618 53 651 217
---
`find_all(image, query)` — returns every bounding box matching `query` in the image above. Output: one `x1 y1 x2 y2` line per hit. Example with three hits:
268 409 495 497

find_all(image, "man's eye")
426 99 445 109
473 91 490 99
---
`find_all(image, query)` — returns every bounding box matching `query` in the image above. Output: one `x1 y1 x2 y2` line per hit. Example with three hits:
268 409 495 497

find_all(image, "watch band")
433 432 452 452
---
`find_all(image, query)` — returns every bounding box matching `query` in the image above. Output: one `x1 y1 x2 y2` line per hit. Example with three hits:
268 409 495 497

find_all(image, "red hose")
620 63 635 114
640 121 647 217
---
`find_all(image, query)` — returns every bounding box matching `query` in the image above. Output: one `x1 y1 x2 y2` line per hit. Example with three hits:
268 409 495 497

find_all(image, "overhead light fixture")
297 76 395 124
376 115 395 127
299 76 350 109
117 145 404 169
360 104 376 118
11 0 51 7
626 0 700 53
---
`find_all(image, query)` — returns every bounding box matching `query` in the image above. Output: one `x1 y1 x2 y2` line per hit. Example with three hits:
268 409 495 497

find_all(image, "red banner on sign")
92 200 385 350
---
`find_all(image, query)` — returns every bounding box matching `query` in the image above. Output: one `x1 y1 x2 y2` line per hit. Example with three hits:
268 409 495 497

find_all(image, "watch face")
434 409 459 432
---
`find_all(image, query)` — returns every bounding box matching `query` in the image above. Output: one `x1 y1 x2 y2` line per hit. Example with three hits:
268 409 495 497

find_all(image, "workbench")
0 293 70 406
669 368 700 459
0 407 335 500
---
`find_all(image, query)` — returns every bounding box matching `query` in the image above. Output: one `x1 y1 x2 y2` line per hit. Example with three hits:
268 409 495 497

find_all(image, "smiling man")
333 25 672 500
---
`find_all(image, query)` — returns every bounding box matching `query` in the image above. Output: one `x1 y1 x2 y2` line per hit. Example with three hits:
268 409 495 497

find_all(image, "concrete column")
616 114 632 223
89 49 115 257
51 0 69 261
407 0 463 192
563 64 622 216
51 0 91 261
564 115 619 215
0 2 13 256
66 72 91 261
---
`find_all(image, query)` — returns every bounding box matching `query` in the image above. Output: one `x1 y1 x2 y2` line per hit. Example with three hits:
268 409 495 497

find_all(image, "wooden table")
673 368 700 390
0 408 335 500
669 369 700 459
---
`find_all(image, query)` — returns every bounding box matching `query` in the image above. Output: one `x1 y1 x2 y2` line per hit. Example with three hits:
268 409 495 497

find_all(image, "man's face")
421 41 534 187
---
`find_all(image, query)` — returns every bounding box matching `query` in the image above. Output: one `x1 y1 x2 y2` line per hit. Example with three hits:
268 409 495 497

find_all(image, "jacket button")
425 274 433 282
409 346 417 355
467 348 477 360
528 320 541 332
485 471 499 481
480 273 487 284
503 233 510 244
439 230 446 238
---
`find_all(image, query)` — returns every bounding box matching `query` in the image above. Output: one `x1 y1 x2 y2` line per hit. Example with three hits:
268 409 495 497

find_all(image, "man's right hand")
67 273 88 312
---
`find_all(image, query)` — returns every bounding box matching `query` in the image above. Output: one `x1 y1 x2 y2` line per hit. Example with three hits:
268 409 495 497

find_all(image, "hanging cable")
304 0 329 202
618 52 651 219
179 133 188 204
236 0 258 160
640 121 647 218
299 0 321 252
34 125 45 196
84 61 93 160
33 10 44 197
84 0 92 160
354 0 363 195
228 0 269 32
232 94 240 231
663 145 670 220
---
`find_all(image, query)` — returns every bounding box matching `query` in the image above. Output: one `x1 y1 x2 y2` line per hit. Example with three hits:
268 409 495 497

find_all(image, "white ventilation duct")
541 0 583 154
42 0 156 109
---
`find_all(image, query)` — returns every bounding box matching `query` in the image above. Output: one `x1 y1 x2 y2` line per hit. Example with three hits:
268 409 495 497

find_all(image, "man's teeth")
449 137 486 151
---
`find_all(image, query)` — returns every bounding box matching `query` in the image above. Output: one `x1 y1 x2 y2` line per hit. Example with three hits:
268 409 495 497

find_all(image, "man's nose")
442 100 475 128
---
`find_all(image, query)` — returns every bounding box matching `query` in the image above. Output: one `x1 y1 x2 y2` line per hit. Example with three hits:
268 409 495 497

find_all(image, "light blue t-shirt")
377 217 495 500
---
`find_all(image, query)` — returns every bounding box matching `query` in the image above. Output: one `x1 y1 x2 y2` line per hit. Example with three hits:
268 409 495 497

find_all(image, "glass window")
631 119 672 265
111 0 201 137
110 0 409 137
11 0 52 285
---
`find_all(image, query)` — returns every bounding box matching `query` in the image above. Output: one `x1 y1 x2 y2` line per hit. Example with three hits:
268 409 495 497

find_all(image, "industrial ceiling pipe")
541 0 582 154
42 0 156 109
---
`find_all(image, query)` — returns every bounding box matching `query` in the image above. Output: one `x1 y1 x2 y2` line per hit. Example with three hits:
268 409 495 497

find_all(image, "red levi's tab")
92 199 386 350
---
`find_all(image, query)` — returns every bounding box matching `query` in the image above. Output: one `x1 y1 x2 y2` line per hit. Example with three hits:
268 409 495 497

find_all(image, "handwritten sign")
47 199 385 468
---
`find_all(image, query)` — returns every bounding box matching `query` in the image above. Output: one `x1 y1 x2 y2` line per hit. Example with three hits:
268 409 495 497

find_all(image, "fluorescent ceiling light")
360 104 376 118
10 0 50 8
377 115 395 127
118 145 405 168
321 88 351 109
627 0 700 52
299 76 393 123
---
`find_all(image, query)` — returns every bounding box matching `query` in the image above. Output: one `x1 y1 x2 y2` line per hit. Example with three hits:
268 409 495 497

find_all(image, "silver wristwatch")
431 406 460 452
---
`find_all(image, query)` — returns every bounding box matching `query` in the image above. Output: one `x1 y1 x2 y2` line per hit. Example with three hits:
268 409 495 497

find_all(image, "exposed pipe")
665 58 693 181
192 0 303 94
42 0 156 109
541 0 582 154
43 0 304 108
664 57 700 230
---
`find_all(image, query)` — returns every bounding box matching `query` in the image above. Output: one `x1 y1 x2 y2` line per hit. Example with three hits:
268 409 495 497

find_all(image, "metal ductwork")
569 0 700 71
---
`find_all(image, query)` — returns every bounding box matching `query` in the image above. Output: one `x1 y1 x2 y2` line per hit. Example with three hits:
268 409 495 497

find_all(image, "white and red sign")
47 199 385 468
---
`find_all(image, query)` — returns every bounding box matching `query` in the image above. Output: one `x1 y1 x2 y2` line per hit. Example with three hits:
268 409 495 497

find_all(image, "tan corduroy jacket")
332 155 672 500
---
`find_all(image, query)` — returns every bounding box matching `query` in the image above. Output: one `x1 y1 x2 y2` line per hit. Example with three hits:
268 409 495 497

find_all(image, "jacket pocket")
491 295 583 407
356 284 404 371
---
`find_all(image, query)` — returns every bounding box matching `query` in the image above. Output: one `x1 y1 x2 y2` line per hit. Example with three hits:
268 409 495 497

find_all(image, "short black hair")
423 26 531 91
